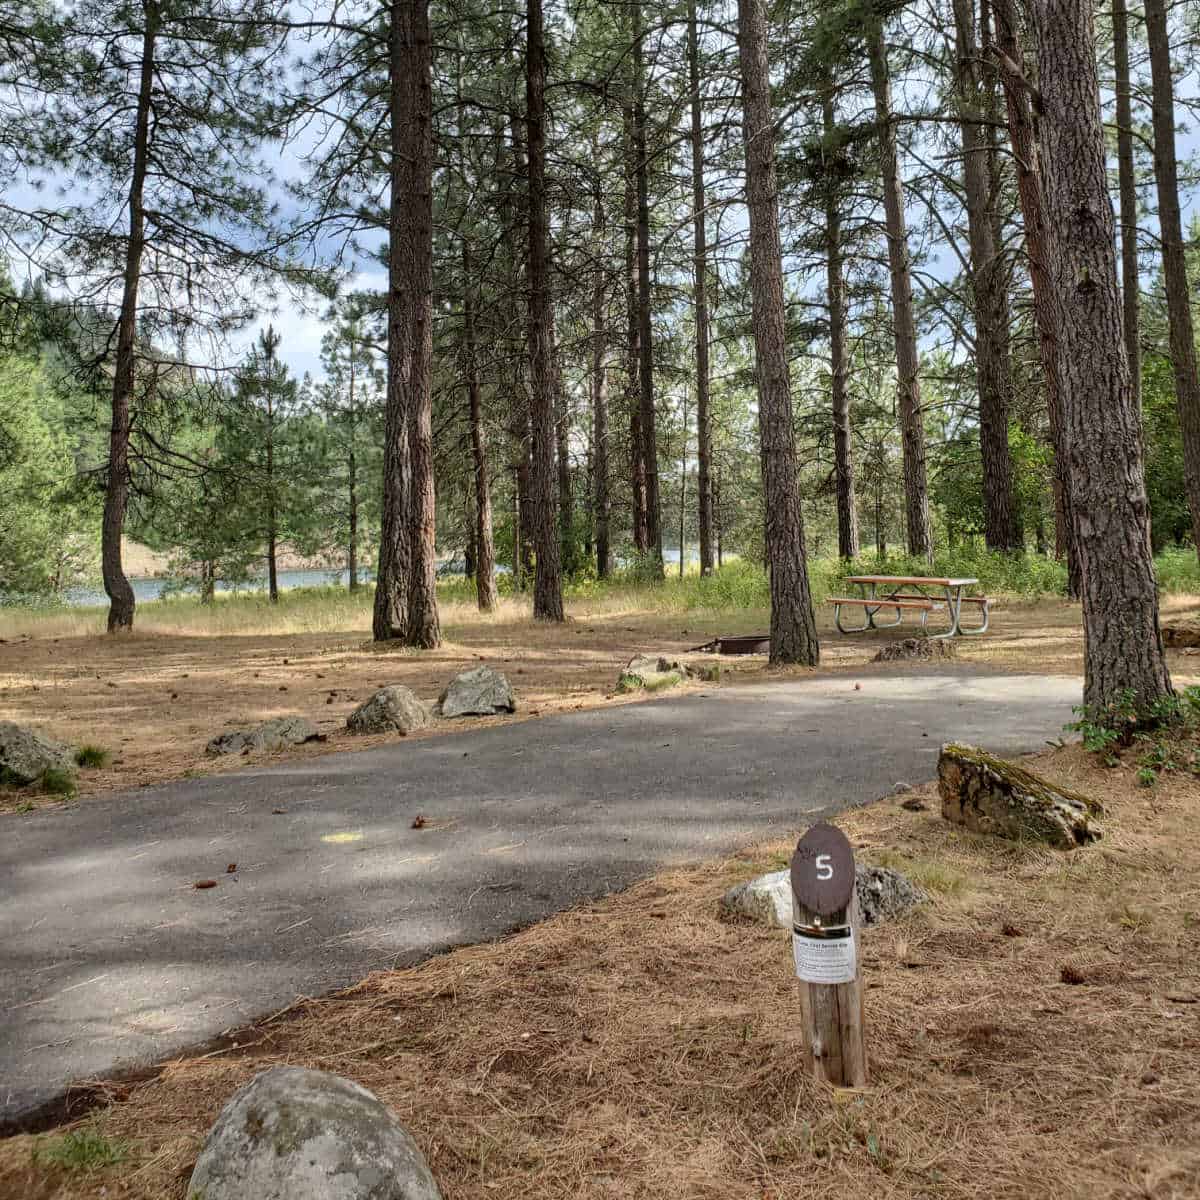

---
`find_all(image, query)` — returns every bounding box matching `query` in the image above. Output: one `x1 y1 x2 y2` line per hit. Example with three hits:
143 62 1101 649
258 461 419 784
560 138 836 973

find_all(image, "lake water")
58 546 697 608
64 568 365 608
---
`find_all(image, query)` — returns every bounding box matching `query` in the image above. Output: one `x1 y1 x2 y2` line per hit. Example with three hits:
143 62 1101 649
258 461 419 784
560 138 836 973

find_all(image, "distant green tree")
218 328 323 603
0 355 99 598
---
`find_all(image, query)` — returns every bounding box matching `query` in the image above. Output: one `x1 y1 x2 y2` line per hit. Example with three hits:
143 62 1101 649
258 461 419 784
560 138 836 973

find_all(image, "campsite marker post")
790 823 868 1086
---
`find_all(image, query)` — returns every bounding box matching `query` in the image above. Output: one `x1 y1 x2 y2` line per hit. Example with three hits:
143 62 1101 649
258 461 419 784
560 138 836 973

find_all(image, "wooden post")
790 824 868 1087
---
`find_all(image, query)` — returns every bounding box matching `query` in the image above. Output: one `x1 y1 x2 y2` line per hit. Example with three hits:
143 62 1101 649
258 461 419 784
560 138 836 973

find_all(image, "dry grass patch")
2 740 1197 1200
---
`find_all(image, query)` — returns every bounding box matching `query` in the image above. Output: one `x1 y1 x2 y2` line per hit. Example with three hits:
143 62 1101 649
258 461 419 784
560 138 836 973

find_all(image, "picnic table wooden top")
843 575 979 588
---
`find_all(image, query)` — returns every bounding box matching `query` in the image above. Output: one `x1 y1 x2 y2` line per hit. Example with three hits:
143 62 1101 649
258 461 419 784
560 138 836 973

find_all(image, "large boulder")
617 653 690 693
348 686 430 736
720 864 925 929
439 666 515 718
206 716 321 757
0 721 74 786
873 637 956 663
938 742 1101 848
188 1066 441 1200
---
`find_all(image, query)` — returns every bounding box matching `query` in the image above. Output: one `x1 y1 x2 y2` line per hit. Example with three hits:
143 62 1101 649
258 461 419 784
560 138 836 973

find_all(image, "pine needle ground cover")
2 740 1198 1200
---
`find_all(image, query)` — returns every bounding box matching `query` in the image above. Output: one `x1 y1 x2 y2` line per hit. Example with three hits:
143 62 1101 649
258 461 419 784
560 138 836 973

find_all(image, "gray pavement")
0 665 1079 1130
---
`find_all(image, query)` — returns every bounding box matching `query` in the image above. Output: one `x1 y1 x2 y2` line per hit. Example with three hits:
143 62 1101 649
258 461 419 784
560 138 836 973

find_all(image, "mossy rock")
938 742 1101 849
617 654 691 693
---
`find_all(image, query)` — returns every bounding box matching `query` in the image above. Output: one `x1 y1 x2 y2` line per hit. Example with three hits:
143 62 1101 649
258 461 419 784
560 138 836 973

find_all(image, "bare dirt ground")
2 594 1199 810
2 734 1197 1200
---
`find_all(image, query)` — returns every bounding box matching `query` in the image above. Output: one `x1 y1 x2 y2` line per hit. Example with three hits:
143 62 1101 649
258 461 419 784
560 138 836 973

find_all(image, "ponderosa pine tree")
526 0 563 620
17 0 293 632
864 4 933 563
1030 0 1171 710
738 0 820 666
953 0 1018 551
1143 0 1200 560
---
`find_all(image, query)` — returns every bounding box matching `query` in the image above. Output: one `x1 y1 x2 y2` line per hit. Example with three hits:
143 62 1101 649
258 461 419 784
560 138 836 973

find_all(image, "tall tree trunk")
823 92 859 561
679 388 688 578
1113 0 1141 414
737 0 820 666
266 385 278 604
954 0 1018 551
551 307 574 573
374 0 429 641
688 0 714 576
464 241 498 611
348 444 358 592
347 345 359 592
623 102 649 555
525 0 563 620
103 3 158 633
867 21 933 563
632 1 663 574
1144 0 1200 557
1030 0 1171 709
992 0 1080 592
591 186 611 578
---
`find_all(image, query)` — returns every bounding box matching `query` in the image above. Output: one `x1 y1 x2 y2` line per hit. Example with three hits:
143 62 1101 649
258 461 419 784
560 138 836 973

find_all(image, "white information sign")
792 925 857 985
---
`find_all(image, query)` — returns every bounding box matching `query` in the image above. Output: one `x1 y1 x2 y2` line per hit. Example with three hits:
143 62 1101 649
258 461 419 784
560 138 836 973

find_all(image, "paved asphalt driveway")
0 665 1079 1130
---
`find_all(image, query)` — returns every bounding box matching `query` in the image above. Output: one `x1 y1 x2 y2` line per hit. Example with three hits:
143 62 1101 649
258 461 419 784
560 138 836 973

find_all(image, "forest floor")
2 725 1198 1199
1 590 1199 811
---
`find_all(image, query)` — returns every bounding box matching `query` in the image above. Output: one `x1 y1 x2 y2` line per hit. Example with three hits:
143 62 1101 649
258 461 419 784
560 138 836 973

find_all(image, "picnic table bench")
827 575 990 639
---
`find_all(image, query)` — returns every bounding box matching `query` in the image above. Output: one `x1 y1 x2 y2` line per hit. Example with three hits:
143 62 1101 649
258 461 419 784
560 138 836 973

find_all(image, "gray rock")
721 864 925 929
439 666 515 718
188 1066 441 1200
206 716 321 757
893 781 913 794
855 865 927 925
720 869 792 928
873 637 956 662
0 721 74 786
938 741 1102 848
617 653 691 693
348 686 430 736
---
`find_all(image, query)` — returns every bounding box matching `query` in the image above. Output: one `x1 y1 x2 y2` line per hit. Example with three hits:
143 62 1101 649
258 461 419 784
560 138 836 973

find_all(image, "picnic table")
827 575 990 639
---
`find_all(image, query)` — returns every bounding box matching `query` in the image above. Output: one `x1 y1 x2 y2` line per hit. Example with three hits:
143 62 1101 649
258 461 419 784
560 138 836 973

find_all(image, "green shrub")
32 1128 128 1172
40 766 77 797
74 744 111 769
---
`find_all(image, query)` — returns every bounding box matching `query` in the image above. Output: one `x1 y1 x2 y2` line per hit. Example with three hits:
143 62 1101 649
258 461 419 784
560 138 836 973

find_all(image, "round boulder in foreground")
188 1066 442 1200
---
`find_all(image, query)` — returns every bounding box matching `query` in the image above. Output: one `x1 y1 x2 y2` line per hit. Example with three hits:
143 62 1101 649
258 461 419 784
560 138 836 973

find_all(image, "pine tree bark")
688 0 714 576
737 0 819 666
867 20 933 563
954 0 1018 551
823 92 859 561
464 241 498 611
373 0 429 642
1030 0 1171 709
991 0 1080 592
552 306 574 573
1144 0 1200 557
103 2 158 633
623 102 649 555
591 186 611 578
1113 0 1141 413
525 0 563 620
266 372 278 604
632 1 663 575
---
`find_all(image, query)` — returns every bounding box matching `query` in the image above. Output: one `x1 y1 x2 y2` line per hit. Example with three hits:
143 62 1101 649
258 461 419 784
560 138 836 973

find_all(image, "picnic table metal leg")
925 586 961 640
956 596 990 635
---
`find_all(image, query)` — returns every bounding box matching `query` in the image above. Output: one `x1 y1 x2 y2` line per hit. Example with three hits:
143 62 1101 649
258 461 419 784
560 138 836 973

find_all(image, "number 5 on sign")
789 822 868 1088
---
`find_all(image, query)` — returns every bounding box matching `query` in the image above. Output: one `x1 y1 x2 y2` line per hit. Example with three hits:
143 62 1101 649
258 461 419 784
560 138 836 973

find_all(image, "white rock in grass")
721 865 925 929
188 1066 441 1200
